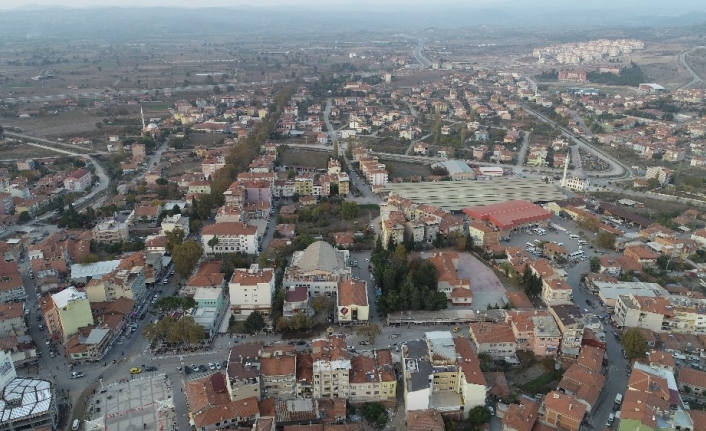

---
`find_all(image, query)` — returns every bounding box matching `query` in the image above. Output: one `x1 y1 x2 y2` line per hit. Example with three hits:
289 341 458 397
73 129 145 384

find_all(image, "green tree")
332 139 339 158
355 323 382 343
589 256 601 273
311 295 330 313
464 233 474 252
622 328 647 361
340 201 360 219
468 405 492 425
207 236 219 252
95 122 103 129
17 211 31 224
172 240 203 278
165 228 185 254
143 316 205 344
243 311 266 334
361 402 388 429
656 255 670 270
155 177 168 186
596 231 617 249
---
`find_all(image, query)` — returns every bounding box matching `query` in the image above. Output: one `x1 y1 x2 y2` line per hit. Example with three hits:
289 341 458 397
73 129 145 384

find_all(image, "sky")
0 0 497 9
0 0 506 9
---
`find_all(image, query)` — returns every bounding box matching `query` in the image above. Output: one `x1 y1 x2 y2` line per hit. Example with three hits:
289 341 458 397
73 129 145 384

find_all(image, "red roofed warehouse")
463 200 552 235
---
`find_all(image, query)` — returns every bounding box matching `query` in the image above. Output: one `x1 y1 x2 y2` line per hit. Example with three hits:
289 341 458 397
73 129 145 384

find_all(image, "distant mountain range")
1 5 705 42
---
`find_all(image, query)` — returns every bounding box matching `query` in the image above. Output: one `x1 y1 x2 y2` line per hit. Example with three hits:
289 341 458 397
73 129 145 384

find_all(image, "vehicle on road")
70 371 85 379
130 367 142 374
358 340 370 346
144 366 158 372
452 326 460 333
388 334 401 339
72 419 81 431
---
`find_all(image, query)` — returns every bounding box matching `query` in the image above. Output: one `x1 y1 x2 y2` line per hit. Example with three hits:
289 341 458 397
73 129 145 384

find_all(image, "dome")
147 122 158 130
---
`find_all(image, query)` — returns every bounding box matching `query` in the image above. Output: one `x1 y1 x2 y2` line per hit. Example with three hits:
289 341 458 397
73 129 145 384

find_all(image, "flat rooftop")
383 178 565 212
87 374 175 431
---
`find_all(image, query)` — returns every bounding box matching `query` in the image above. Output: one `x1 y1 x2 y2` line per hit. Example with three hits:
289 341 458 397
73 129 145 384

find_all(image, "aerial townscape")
4 2 706 431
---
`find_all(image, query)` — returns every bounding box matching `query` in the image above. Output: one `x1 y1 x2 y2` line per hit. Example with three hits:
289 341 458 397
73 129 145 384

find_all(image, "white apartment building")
92 220 129 243
161 214 190 238
202 222 259 255
228 265 274 320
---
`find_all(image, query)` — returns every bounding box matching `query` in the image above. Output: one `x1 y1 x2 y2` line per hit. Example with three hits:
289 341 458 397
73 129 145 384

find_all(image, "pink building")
506 310 561 356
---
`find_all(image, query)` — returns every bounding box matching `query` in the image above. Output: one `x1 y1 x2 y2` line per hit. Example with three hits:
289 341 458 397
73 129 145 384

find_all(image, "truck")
614 393 623 406
549 221 567 233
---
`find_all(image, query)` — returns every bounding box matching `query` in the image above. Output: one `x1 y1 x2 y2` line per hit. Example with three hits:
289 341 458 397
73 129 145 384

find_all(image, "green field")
142 102 170 111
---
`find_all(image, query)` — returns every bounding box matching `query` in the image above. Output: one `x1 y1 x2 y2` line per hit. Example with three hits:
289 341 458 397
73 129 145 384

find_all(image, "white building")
563 176 589 192
92 220 129 243
201 222 259 255
228 265 274 320
0 350 58 431
160 214 190 238
283 241 351 297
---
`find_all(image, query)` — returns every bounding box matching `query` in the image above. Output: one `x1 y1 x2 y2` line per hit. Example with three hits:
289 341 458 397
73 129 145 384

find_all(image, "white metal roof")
70 260 121 279
51 286 86 309
0 377 53 422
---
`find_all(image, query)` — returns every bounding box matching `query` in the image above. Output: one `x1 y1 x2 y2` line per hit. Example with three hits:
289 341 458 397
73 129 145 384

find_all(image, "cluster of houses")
532 38 644 65
0 158 95 226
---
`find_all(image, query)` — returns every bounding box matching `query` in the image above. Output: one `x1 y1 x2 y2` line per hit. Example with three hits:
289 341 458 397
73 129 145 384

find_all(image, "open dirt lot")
280 148 330 169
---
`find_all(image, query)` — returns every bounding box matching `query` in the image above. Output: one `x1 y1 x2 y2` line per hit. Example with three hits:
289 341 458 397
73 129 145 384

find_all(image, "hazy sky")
0 0 505 9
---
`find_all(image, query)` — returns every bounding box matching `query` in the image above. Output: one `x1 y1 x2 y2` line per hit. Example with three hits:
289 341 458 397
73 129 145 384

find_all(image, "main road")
679 46 706 89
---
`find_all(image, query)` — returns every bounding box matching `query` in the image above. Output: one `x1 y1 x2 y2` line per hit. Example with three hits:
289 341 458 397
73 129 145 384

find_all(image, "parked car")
144 366 158 372
129 368 142 374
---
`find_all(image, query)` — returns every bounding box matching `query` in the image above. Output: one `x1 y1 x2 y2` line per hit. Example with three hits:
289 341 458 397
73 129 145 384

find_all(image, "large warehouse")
383 178 565 212
463 200 553 233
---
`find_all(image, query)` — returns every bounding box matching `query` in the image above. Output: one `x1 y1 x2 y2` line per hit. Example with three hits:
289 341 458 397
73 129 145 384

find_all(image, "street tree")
355 323 382 343
589 256 601 273
340 201 360 219
622 328 647 361
172 240 203 279
596 231 617 249
143 316 205 345
468 405 492 425
165 228 185 254
207 236 219 252
312 295 330 313
243 311 266 334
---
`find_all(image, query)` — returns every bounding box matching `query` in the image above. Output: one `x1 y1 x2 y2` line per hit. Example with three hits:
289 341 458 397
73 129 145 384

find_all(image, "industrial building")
463 200 553 234
383 178 565 212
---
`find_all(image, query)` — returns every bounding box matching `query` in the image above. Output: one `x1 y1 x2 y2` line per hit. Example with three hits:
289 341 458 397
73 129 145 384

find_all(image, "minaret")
560 151 570 188
140 106 146 130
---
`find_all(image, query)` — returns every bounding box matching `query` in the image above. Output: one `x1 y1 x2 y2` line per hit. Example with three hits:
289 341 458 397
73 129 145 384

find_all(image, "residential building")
506 310 561 356
0 303 27 337
337 281 369 323
192 287 228 338
468 222 500 248
502 399 539 431
407 410 445 431
202 223 259 255
225 344 262 401
468 322 517 359
63 168 92 192
42 287 93 340
229 265 275 320
311 335 351 399
184 374 260 431
547 305 585 357
0 262 25 303
283 286 310 318
260 344 297 400
540 391 587 431
349 349 396 403
92 220 129 243
283 241 351 297
614 294 674 332
402 332 486 419
161 214 190 238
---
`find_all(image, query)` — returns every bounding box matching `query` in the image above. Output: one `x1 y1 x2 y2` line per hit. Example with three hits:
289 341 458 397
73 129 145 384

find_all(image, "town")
2 6 706 431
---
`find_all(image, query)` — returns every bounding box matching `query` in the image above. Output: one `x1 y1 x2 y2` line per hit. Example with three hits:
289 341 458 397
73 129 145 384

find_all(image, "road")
404 133 432 156
520 104 631 180
679 47 706 89
1 132 110 229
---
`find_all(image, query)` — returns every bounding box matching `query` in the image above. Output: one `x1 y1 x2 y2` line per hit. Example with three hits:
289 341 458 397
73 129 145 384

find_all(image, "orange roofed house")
540 391 587 431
